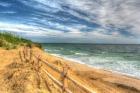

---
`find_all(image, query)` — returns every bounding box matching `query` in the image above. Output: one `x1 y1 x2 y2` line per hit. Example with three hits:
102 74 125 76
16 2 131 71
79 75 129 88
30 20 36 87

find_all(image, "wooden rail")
34 55 95 93
43 69 72 93
20 47 73 93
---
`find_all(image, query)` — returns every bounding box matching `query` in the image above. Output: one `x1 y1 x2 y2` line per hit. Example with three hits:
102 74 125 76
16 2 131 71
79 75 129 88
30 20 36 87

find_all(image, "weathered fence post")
36 55 42 89
19 51 23 62
62 65 69 93
23 46 26 60
29 48 33 61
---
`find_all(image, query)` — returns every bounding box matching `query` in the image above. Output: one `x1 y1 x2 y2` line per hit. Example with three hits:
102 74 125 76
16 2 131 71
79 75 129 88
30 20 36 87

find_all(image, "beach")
35 47 140 93
0 47 140 93
1 0 140 92
42 44 140 78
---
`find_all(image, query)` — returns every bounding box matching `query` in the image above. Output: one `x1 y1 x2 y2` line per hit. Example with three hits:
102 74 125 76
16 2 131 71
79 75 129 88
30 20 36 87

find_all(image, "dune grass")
0 32 41 49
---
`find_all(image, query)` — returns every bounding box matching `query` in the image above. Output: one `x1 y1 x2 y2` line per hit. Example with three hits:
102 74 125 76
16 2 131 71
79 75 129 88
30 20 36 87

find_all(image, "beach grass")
0 32 41 49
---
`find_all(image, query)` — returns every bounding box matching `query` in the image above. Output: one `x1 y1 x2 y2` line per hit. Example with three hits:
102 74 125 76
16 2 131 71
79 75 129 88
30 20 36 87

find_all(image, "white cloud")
19 0 140 35
0 22 140 44
61 0 140 37
0 11 16 14
0 2 11 7
98 0 140 35
1 0 140 43
20 0 62 13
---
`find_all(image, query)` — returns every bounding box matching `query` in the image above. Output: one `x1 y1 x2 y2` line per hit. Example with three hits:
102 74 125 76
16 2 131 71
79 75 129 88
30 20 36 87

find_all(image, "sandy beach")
1 0 140 92
0 47 140 93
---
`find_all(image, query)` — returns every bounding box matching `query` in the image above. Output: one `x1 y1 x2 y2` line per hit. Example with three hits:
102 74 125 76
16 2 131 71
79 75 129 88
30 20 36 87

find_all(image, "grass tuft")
0 32 41 49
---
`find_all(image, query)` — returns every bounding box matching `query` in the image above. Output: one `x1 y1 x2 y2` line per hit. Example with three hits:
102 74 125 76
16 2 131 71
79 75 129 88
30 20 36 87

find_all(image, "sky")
0 0 140 44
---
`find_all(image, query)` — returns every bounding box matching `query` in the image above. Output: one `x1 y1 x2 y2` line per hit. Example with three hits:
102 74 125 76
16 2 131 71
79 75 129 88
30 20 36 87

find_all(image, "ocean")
41 43 140 78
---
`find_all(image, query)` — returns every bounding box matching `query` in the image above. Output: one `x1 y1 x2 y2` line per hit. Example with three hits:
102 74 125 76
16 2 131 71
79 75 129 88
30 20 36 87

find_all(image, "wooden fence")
20 47 95 93
34 55 95 93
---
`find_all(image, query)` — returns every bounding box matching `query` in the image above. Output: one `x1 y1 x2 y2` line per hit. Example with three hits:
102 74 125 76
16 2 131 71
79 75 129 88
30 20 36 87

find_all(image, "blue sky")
0 0 140 44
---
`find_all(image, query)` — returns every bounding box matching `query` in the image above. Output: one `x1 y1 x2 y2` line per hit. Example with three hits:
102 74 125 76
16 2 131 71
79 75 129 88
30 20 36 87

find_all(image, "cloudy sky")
0 0 140 44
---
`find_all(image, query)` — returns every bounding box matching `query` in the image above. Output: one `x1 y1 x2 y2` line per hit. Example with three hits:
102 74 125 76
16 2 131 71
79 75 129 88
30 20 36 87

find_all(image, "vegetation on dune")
0 32 41 49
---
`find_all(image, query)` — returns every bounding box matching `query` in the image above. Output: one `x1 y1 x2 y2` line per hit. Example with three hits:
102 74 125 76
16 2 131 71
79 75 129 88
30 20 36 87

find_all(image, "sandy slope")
0 47 140 93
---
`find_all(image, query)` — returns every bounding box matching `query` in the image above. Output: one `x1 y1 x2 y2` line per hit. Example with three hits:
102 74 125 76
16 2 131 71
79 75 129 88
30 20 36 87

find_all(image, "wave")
74 52 88 56
49 52 140 78
42 44 140 78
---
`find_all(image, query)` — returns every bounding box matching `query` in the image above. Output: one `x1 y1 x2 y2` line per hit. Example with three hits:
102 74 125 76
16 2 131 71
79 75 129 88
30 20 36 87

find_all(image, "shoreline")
1 47 140 93
47 52 140 80
39 48 140 92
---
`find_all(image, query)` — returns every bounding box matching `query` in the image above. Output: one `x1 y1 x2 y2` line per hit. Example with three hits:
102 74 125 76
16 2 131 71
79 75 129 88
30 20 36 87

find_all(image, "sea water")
41 43 140 78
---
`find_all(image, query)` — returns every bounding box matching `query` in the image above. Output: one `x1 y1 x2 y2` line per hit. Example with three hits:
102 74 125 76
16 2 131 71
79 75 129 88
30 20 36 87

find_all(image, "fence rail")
20 47 94 93
34 55 95 93
42 69 72 93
